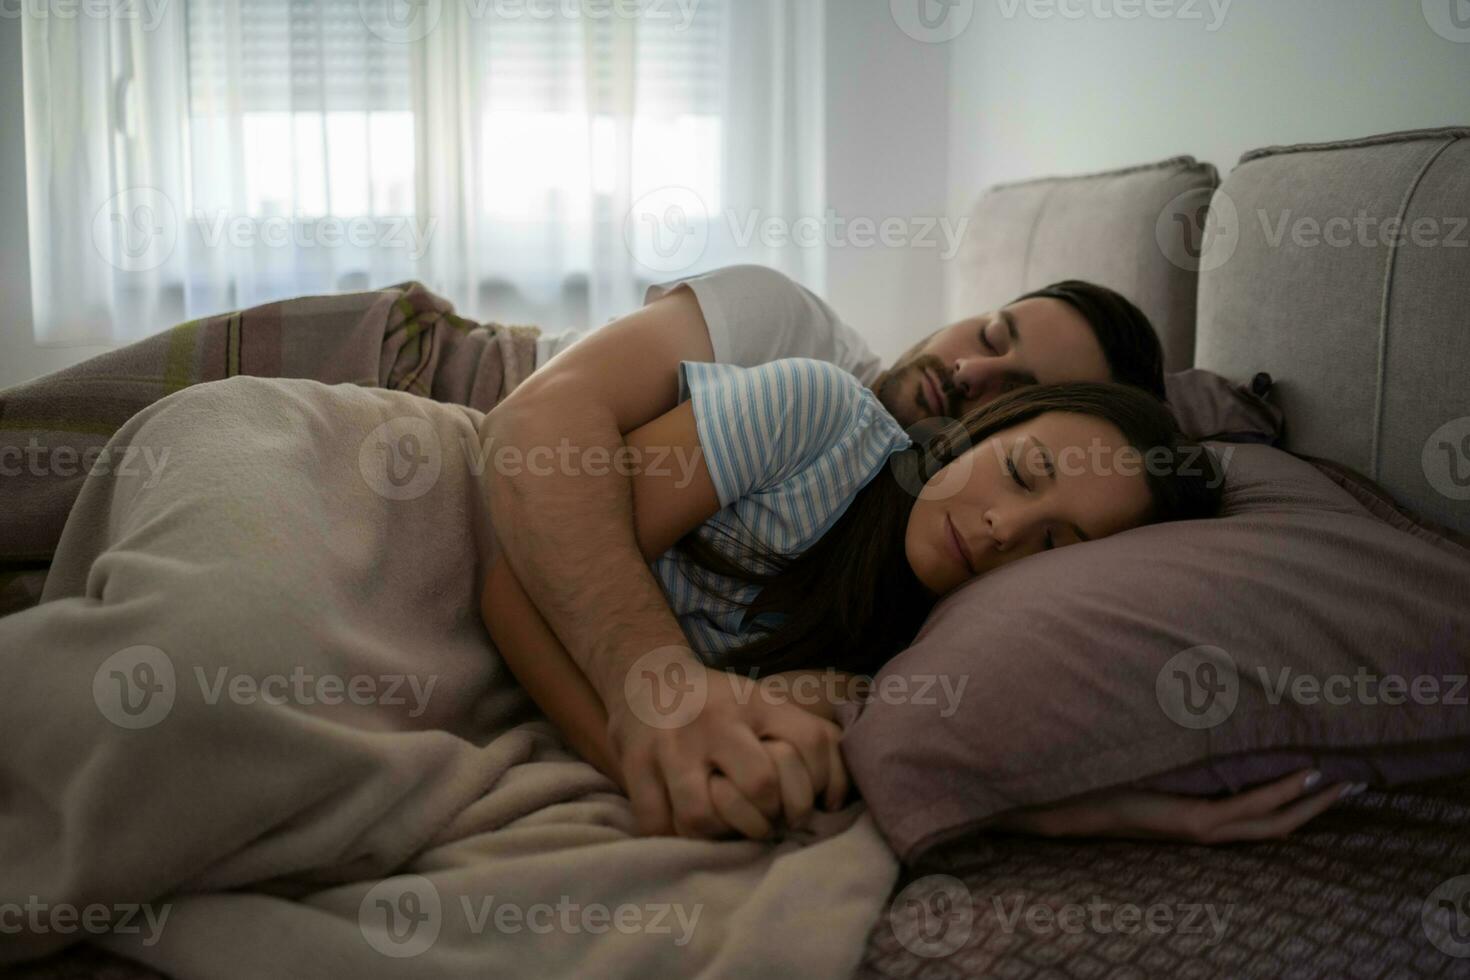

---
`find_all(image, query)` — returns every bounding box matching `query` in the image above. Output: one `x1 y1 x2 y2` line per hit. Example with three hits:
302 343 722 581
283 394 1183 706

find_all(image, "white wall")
947 0 1470 226
822 0 953 362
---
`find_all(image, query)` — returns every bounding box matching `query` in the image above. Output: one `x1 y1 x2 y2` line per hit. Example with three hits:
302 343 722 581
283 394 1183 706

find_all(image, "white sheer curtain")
22 0 825 345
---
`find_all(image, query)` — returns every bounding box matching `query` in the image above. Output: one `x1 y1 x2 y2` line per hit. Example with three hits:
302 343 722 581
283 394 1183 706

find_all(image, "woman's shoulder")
698 356 873 406
680 356 909 456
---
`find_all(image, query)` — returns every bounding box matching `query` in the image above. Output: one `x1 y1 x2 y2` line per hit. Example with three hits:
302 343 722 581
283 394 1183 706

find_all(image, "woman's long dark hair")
674 382 1224 679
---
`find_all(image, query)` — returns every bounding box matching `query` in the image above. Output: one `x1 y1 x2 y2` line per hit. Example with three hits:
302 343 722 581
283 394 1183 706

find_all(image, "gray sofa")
14 128 1468 980
858 125 1470 979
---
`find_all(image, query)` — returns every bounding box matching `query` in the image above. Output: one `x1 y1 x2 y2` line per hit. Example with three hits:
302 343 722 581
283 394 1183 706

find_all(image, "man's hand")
987 769 1362 844
608 650 849 839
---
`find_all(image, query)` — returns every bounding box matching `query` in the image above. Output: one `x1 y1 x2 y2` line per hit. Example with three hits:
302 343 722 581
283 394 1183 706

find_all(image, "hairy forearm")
481 552 624 788
481 395 697 702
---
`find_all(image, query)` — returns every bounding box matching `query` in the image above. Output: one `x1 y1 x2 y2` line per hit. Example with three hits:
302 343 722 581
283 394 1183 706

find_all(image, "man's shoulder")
644 263 808 305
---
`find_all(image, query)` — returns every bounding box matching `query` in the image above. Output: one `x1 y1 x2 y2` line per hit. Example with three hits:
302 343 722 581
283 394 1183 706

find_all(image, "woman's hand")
704 736 850 841
987 770 1364 844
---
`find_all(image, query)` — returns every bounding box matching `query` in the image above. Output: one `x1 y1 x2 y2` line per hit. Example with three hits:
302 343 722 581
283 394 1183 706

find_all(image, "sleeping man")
479 264 1350 845
0 263 1356 966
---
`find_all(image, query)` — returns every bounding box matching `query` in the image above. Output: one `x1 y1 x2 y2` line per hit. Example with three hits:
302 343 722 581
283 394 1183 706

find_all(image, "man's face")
874 297 1113 428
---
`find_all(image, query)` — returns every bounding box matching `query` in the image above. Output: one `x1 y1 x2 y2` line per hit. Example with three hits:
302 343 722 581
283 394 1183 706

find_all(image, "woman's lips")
944 512 976 575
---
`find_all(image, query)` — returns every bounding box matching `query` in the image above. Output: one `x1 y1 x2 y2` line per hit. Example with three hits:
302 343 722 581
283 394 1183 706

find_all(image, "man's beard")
875 353 954 424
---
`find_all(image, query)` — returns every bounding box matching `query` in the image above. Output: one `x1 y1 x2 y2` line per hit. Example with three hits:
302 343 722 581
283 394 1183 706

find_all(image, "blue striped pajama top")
651 358 913 667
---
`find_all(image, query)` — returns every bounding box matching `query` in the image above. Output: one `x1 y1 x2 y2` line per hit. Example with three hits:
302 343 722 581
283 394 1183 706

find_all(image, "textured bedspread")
861 775 1470 978
0 375 897 978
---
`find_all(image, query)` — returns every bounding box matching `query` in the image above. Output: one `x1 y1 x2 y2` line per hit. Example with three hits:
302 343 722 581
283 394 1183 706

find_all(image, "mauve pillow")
840 443 1470 863
1165 368 1283 444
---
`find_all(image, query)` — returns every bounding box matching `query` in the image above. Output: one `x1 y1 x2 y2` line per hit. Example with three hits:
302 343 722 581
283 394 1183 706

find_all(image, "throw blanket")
0 282 539 613
0 331 897 976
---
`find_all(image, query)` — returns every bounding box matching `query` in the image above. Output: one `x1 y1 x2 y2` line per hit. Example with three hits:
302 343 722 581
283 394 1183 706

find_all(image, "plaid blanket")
0 282 540 613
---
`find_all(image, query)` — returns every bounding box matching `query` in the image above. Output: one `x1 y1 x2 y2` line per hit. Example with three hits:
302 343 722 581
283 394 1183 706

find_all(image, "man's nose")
951 356 1000 405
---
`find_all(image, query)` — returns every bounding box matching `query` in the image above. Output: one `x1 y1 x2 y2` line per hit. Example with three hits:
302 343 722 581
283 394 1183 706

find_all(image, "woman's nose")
983 510 1010 552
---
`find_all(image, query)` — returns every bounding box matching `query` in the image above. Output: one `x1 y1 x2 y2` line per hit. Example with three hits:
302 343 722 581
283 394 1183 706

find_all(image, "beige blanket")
0 374 898 977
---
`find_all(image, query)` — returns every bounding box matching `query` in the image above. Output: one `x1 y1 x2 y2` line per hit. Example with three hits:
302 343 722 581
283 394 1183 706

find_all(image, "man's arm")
481 396 725 792
481 286 711 704
481 554 622 787
479 294 846 837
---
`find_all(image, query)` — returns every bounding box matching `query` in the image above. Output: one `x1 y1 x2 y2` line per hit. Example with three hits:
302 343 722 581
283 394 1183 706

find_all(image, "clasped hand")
607 660 1355 844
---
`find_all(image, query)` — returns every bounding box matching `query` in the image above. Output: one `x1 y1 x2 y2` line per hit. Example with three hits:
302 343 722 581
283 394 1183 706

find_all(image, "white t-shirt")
532 265 883 386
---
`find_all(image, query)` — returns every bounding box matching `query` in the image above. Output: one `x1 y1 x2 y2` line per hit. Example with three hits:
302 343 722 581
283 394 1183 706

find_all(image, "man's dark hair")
1016 280 1167 401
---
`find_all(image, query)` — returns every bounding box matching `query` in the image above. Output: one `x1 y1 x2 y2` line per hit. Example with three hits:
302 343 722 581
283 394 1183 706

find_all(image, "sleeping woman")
482 358 1354 845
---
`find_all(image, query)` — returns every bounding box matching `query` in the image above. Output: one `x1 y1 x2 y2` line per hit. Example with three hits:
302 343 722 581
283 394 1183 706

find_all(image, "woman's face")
904 412 1155 595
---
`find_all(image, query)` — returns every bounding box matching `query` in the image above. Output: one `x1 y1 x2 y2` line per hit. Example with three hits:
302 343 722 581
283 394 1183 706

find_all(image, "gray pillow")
950 155 1219 373
840 443 1470 862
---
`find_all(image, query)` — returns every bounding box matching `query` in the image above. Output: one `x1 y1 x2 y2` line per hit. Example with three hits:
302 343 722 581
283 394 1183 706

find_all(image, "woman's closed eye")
1005 456 1030 491
1007 456 1057 550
